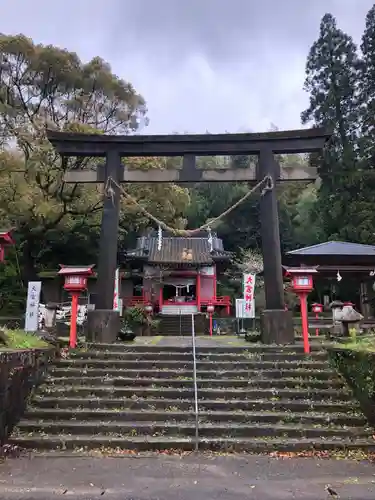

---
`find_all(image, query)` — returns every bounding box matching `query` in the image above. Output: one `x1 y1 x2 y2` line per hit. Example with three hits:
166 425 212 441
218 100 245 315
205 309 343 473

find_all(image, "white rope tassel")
104 178 115 206
207 226 213 252
157 225 163 251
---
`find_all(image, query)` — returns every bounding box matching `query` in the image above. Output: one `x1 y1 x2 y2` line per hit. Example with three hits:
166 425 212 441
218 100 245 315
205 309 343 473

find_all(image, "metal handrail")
191 313 199 452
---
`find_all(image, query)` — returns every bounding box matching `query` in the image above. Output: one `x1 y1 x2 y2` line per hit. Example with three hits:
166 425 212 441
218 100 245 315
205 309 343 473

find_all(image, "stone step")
49 368 337 380
89 343 326 353
15 420 371 439
69 351 326 362
31 396 360 413
24 408 367 426
71 352 195 361
36 385 351 400
56 359 330 370
197 352 327 361
45 376 345 390
10 434 375 453
154 331 197 336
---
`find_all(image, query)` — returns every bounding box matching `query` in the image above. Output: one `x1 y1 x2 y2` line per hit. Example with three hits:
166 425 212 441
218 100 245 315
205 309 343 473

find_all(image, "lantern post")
207 303 215 337
312 303 323 336
285 267 318 354
144 304 153 336
57 265 94 348
0 230 15 262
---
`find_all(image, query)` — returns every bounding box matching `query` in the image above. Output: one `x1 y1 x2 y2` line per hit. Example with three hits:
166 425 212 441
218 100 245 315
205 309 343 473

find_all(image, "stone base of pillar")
260 309 294 345
86 309 120 343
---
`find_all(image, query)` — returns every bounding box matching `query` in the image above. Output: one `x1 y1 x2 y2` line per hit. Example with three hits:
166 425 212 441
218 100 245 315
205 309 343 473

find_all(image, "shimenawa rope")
105 174 274 236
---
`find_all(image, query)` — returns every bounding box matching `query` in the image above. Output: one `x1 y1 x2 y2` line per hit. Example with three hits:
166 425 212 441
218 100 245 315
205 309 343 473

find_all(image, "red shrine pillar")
196 272 201 311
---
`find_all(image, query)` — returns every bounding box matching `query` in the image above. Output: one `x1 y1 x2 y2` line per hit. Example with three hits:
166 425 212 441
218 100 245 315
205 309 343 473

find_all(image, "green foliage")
329 343 375 426
123 306 148 326
0 249 25 314
335 334 375 353
301 12 375 244
122 306 160 331
0 34 190 311
359 4 375 163
0 328 48 350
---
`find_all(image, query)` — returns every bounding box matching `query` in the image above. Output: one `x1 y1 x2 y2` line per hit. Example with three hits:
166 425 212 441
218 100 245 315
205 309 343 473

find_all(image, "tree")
301 13 362 241
0 34 190 284
359 4 375 163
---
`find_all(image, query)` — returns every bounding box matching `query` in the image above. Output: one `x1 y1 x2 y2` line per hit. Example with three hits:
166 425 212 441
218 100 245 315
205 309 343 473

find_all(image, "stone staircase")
159 314 206 335
9 342 375 453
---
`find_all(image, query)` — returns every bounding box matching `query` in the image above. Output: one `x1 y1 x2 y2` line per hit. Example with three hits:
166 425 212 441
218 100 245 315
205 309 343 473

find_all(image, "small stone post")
329 301 344 337
44 303 59 331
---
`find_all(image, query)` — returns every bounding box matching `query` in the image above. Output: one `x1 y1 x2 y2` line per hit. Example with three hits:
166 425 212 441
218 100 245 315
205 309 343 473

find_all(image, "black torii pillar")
87 150 123 343
258 149 293 344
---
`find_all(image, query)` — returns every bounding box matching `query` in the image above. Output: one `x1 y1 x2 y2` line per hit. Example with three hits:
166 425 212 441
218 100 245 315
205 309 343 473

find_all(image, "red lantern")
312 303 323 314
0 230 15 262
145 304 153 314
312 303 323 337
57 265 95 348
291 275 314 293
284 267 319 354
207 303 215 337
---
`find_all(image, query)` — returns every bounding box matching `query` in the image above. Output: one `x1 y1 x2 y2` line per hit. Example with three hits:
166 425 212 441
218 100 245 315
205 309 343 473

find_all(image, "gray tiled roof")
286 241 375 256
127 236 229 264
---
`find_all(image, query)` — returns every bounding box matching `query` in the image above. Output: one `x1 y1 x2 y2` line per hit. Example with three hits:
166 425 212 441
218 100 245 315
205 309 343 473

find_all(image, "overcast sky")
0 0 374 134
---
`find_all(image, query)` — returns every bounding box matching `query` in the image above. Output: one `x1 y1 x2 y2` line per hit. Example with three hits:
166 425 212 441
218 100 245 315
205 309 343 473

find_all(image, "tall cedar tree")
301 13 363 241
355 4 375 244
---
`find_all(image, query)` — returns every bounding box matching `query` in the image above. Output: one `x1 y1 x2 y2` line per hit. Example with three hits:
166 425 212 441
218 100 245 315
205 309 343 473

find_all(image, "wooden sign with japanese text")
25 281 42 331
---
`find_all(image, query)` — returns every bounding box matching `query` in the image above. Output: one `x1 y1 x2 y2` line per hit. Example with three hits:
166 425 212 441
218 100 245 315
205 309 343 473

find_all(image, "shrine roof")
286 241 375 257
125 235 230 265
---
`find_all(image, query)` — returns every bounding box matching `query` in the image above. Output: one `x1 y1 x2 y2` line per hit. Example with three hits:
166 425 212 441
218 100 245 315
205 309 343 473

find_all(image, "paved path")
0 454 374 499
131 335 327 348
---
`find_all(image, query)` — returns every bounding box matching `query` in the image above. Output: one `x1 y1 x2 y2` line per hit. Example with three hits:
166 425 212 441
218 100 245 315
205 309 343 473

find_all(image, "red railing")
124 296 149 307
201 296 231 306
161 299 197 305
124 295 231 309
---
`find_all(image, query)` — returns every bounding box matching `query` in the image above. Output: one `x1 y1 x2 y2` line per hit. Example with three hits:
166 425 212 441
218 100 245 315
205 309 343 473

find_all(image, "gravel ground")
0 453 375 499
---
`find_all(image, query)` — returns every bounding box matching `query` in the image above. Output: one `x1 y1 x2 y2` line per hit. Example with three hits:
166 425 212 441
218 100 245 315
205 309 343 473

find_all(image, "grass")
0 328 49 350
334 334 375 353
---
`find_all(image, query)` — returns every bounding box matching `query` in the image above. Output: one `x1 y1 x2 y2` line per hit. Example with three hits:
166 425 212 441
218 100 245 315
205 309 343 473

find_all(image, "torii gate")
47 128 330 344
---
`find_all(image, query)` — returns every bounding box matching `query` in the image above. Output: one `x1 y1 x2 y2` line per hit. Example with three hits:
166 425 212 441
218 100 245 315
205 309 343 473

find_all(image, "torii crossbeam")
47 127 330 344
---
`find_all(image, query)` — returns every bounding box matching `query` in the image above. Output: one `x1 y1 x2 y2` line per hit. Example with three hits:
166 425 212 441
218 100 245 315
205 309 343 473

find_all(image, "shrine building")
120 231 232 316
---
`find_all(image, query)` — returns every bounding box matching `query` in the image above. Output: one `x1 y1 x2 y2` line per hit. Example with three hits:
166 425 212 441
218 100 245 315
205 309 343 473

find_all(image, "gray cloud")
0 0 374 133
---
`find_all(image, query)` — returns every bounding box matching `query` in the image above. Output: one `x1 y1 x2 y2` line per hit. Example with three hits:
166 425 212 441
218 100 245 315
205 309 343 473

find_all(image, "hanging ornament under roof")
157 225 163 251
207 226 213 252
336 270 342 282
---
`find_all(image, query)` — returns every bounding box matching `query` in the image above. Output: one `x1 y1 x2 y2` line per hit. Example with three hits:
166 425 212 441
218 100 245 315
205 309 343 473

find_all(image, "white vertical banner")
243 273 256 318
25 281 42 331
235 298 253 318
113 268 120 312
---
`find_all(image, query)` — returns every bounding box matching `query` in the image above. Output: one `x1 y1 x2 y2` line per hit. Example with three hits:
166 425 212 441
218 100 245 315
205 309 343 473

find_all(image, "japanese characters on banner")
113 268 120 312
25 281 42 331
243 273 256 318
